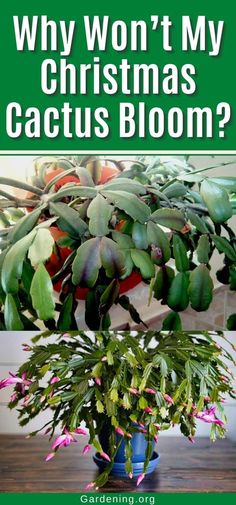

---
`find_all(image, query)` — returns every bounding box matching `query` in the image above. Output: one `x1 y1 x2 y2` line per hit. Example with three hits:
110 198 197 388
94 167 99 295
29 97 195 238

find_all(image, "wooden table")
0 435 235 493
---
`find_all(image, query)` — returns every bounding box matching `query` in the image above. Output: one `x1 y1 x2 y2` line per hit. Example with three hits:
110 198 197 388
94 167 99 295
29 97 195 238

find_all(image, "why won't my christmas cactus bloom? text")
1 156 236 330
0 330 235 488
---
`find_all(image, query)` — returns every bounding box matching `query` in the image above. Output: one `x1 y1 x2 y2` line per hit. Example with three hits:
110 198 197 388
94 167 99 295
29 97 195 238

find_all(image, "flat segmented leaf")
150 208 186 231
49 202 88 238
189 265 213 311
87 194 113 236
211 235 236 261
2 231 36 294
28 228 54 266
173 234 189 272
8 207 43 243
130 249 155 279
147 221 171 265
167 272 189 311
100 237 126 278
101 190 150 223
30 263 55 321
4 294 24 330
72 238 101 288
200 179 232 223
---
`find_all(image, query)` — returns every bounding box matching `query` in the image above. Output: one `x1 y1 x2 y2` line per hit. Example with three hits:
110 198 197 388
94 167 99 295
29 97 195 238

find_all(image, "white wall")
0 332 235 439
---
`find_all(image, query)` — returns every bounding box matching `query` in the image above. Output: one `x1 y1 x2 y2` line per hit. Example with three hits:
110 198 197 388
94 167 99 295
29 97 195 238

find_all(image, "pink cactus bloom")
126 433 132 439
0 372 32 390
137 473 145 486
153 435 158 443
129 387 139 395
164 394 174 405
22 395 31 406
0 376 23 390
138 422 145 428
85 482 95 490
144 407 153 414
115 426 125 436
45 452 56 462
129 472 133 479
101 356 108 362
22 344 31 351
74 427 88 436
145 388 156 394
100 451 111 462
82 444 91 455
95 377 102 386
52 429 76 450
153 423 161 430
10 392 18 402
50 376 60 385
195 407 224 427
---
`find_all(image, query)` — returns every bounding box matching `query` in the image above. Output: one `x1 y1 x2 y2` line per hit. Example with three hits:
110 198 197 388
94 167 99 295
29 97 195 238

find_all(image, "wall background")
0 331 235 440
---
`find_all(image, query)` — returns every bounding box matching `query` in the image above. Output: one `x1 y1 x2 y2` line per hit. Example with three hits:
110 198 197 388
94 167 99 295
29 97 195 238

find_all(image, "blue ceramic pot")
93 426 160 477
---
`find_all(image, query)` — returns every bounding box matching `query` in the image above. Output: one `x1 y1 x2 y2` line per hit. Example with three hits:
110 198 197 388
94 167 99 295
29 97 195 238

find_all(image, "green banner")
0 495 236 505
0 0 235 150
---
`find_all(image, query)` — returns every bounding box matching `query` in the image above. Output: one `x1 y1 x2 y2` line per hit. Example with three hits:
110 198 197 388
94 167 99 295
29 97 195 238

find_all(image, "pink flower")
220 375 228 383
145 388 156 394
0 376 23 390
22 344 31 351
101 356 108 362
0 372 32 392
129 387 139 395
85 482 95 490
22 395 31 406
52 429 76 450
10 392 18 402
144 407 153 414
100 451 111 462
138 422 145 428
50 376 60 385
153 423 161 430
153 435 158 443
126 433 132 439
45 452 55 461
164 394 174 405
82 444 91 455
188 436 195 444
129 472 133 479
74 427 88 436
194 407 224 427
137 473 145 486
95 377 101 386
115 427 125 436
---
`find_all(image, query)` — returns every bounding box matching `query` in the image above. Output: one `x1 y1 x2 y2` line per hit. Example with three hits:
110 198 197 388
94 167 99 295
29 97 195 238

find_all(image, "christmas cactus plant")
0 330 235 488
1 156 236 330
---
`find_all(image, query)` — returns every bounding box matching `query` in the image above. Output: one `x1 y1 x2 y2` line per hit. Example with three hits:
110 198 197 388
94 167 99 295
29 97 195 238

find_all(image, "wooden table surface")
0 435 235 493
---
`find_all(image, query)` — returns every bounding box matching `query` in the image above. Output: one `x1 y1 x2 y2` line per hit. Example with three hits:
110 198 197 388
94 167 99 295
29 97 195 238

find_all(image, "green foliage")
3 330 235 488
1 156 236 330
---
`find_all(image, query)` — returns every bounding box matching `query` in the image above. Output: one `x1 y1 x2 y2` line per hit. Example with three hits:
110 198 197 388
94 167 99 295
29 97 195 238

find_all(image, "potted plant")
1 155 236 331
0 330 235 488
